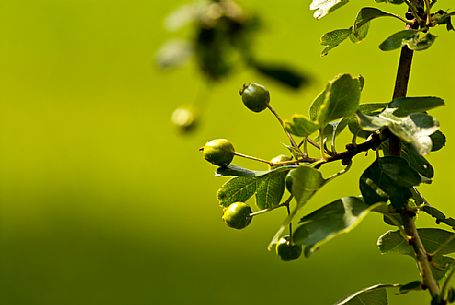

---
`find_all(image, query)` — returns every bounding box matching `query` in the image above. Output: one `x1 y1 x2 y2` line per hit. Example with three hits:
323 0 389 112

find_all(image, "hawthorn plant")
200 1 455 304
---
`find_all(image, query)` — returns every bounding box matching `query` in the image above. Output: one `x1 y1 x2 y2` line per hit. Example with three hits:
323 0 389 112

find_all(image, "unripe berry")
222 202 252 229
276 235 302 261
239 82 270 112
201 139 235 166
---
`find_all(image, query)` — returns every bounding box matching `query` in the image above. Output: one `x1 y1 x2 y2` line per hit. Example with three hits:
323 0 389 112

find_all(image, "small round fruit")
276 235 302 261
171 106 198 132
239 82 270 112
222 202 252 229
201 139 235 166
270 154 292 168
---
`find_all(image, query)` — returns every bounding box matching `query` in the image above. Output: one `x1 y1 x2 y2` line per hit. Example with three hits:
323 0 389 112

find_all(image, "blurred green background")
1 1 454 304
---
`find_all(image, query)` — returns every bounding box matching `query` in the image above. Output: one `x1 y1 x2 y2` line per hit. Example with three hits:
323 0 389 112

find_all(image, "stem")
267 105 300 151
319 128 326 159
233 152 273 165
250 195 293 217
401 211 440 297
423 0 432 25
391 36 441 299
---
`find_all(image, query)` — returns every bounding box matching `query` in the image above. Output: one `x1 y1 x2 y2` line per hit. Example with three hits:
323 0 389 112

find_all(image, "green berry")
201 139 235 166
171 106 198 132
239 82 270 112
276 235 302 261
222 202 252 229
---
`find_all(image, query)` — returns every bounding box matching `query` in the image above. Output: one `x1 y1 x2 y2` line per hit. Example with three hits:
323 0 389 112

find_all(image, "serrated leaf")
379 30 417 51
269 165 326 248
310 0 350 19
334 284 391 305
285 115 319 137
255 171 287 209
430 130 446 152
217 176 257 207
378 228 455 256
360 156 420 208
389 96 444 117
320 28 352 56
318 74 362 126
251 61 309 89
294 197 381 256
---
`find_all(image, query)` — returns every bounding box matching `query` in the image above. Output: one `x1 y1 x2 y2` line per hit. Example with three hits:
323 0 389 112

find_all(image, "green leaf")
294 197 381 256
255 171 287 209
250 61 309 89
288 166 326 206
217 176 257 207
377 229 455 281
378 228 455 256
216 164 298 177
375 0 404 4
407 33 436 51
356 108 440 155
379 30 436 51
379 30 417 51
400 142 433 179
421 205 455 229
389 96 444 117
334 284 391 305
359 156 420 208
354 7 396 30
432 256 455 281
387 112 439 155
310 0 350 19
398 281 422 294
350 23 369 43
216 165 262 177
309 85 330 121
285 115 319 137
317 74 362 126
269 165 326 248
430 130 446 152
320 28 352 56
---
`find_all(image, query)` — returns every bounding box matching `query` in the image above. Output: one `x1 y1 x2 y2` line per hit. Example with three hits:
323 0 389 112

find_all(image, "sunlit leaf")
310 0 350 19
285 115 319 137
255 171 287 209
320 28 352 56
217 176 257 207
317 74 362 126
269 165 326 248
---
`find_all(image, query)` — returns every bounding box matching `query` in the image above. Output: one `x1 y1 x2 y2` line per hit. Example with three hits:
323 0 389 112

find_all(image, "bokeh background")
1 1 454 305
